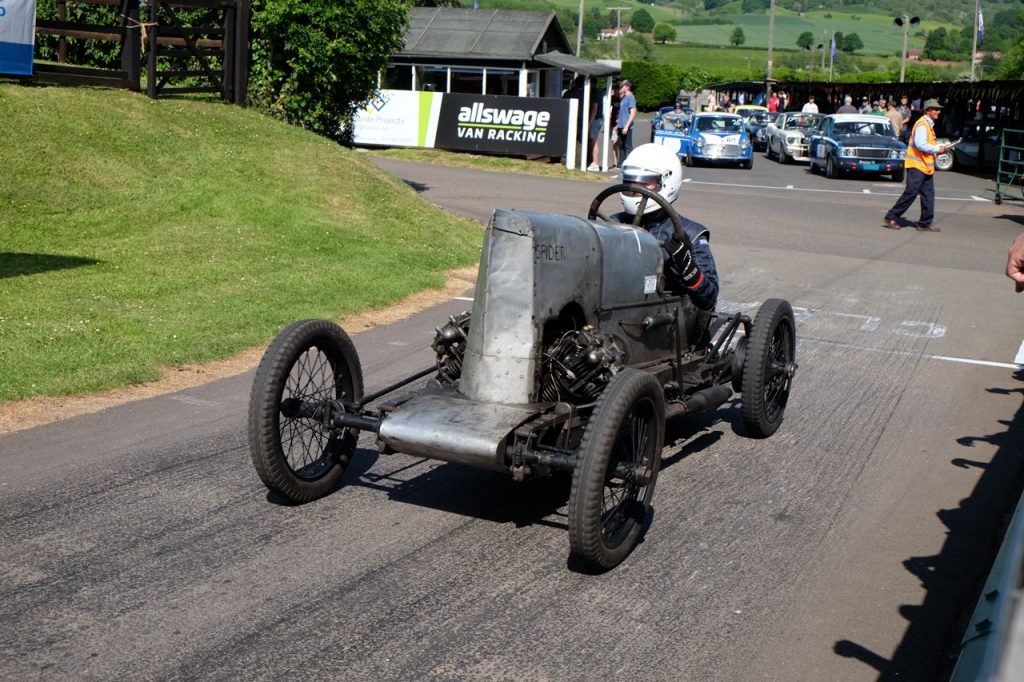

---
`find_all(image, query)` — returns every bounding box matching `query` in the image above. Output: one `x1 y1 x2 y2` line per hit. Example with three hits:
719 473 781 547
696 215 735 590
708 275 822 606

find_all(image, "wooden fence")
28 0 249 105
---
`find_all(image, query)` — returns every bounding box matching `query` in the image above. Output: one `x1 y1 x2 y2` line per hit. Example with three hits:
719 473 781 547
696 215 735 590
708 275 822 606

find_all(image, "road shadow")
835 369 1024 680
402 179 430 193
996 213 1024 227
0 252 100 278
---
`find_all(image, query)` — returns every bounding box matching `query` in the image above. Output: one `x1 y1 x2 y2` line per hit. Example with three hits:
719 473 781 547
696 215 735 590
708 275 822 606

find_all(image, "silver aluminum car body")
377 208 678 471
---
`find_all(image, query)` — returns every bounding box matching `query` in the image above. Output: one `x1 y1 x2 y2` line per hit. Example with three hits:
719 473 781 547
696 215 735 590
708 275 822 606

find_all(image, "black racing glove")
664 235 702 288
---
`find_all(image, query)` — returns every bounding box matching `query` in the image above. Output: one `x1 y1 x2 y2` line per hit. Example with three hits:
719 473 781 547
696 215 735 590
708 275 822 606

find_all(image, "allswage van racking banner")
354 90 571 158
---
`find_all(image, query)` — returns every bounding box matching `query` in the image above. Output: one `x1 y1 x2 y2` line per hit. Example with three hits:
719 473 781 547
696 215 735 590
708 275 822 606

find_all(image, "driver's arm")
664 222 719 311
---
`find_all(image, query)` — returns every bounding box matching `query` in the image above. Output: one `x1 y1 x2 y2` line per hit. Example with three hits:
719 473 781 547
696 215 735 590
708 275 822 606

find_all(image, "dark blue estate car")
808 114 907 181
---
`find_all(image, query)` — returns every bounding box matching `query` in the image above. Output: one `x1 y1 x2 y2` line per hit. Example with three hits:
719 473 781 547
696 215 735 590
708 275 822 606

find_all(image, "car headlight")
786 136 800 144
840 147 856 158
898 150 906 159
696 138 704 149
741 140 750 149
889 150 900 159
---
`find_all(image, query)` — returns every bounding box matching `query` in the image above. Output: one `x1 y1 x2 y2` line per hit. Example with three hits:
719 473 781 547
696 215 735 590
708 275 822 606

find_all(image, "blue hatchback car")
652 112 753 169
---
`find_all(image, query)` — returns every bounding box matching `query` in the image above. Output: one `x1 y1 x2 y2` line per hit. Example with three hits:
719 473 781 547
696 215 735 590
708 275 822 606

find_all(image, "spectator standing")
617 80 637 161
883 99 947 233
767 92 779 112
859 97 872 114
884 101 903 139
837 95 858 114
801 95 819 113
779 92 789 111
897 96 912 142
587 89 605 171
705 91 715 112
870 100 885 116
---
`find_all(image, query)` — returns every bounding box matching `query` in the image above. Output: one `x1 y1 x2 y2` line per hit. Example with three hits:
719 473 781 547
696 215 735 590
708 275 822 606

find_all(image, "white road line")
454 296 474 301
972 195 992 202
803 336 1023 370
685 179 988 203
1016 340 1024 364
786 184 794 189
862 189 871 194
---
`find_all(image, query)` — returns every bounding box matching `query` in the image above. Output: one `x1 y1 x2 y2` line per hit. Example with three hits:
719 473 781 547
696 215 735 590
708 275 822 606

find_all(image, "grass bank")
0 84 483 403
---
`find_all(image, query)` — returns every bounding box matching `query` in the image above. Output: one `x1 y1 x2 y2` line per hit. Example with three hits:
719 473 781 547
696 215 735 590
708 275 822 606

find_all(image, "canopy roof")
398 8 571 61
534 51 620 78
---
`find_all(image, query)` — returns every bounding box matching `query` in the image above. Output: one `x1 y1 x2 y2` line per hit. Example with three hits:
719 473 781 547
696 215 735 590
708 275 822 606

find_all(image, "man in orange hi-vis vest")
883 99 948 233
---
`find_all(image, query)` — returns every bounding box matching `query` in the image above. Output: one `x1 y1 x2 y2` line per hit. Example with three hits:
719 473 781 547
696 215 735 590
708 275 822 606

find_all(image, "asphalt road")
2 137 1024 680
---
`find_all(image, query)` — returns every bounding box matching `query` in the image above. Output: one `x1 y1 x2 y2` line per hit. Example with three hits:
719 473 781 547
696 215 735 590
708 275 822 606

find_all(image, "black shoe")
915 223 940 232
883 216 900 230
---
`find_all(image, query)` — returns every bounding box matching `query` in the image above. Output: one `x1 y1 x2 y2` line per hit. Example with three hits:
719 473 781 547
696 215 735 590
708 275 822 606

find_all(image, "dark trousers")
617 126 633 163
887 168 935 224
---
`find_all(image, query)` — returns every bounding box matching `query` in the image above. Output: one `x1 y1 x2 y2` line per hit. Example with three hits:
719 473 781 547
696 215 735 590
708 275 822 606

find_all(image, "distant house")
385 7 614 99
598 26 634 41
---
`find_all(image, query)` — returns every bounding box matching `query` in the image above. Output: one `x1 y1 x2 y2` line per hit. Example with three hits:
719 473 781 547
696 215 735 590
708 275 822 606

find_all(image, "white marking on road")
972 195 991 202
832 312 882 332
454 296 474 301
685 179 988 203
167 395 220 407
862 189 871 194
786 184 794 189
803 337 1023 370
894 320 946 338
682 178 693 183
1016 340 1024 364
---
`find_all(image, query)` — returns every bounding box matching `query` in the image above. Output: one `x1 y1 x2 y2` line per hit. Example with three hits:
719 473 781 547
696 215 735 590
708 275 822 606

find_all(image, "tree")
796 31 815 50
653 23 677 45
841 32 863 54
631 8 655 33
923 27 948 59
249 0 408 142
741 0 767 13
730 27 746 47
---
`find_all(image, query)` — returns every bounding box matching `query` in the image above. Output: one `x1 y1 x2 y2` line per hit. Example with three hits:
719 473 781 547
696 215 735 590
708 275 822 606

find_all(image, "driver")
613 144 719 311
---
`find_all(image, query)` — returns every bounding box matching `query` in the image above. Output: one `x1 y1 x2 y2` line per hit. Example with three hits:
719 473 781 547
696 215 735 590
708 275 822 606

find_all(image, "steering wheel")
587 183 693 255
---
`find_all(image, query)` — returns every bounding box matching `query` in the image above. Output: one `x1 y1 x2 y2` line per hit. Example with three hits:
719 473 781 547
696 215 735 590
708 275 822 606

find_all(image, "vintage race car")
247 186 796 572
808 114 906 181
653 112 753 169
765 112 823 163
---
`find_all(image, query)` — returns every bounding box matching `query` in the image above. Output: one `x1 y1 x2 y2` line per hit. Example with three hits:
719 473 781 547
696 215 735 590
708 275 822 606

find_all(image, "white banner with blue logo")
0 0 36 76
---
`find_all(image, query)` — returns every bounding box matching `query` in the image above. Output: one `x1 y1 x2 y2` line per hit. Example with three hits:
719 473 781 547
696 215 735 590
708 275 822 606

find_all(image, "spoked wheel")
741 299 797 438
248 319 363 503
569 369 666 571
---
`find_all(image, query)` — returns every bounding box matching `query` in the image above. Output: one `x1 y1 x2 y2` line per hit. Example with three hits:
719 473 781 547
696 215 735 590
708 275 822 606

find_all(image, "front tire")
826 155 838 179
741 300 796 438
569 369 665 571
248 319 363 503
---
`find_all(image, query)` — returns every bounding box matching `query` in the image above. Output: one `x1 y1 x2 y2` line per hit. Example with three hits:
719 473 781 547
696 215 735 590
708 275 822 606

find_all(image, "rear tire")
248 319 363 503
741 300 796 438
569 369 665 571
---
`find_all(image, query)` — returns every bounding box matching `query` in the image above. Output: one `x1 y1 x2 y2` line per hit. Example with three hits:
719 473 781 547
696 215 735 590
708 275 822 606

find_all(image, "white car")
765 112 823 163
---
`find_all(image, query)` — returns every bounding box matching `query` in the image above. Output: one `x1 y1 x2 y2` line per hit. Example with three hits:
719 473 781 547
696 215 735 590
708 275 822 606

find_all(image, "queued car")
765 112 824 163
650 104 694 143
808 114 906 181
653 112 753 169
744 111 778 151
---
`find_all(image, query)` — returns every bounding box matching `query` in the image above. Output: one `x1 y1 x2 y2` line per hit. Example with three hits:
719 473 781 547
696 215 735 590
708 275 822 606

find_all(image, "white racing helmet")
619 143 683 216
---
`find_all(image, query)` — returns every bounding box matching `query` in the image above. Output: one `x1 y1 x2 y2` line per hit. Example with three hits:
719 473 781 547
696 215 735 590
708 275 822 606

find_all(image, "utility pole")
610 6 626 60
766 0 775 88
576 0 584 57
893 15 920 84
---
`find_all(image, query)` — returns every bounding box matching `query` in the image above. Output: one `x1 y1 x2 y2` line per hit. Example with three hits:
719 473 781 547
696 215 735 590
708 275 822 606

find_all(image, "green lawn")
0 84 483 403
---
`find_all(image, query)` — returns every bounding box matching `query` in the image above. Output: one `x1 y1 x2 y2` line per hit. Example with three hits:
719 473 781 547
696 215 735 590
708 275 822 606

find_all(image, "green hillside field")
0 83 482 403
